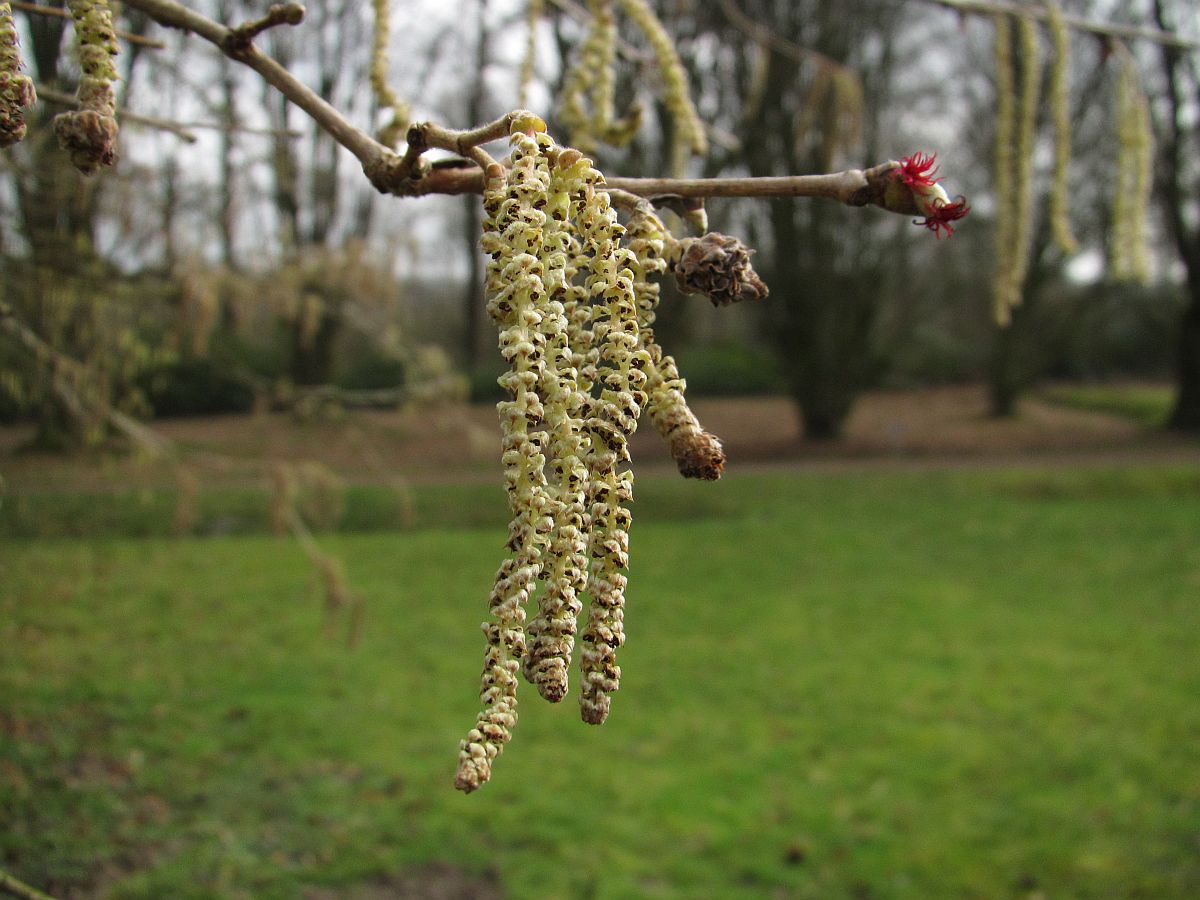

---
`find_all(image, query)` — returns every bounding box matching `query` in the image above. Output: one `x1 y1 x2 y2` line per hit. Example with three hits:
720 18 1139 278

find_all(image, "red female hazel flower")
894 152 970 239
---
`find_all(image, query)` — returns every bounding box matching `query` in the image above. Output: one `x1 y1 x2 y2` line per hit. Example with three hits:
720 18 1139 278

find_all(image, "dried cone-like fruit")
671 233 768 307
55 0 119 174
0 0 36 147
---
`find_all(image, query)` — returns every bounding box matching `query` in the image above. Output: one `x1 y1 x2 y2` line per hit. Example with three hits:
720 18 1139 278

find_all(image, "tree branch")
919 0 1200 51
379 159 907 209
115 0 927 219
122 0 385 174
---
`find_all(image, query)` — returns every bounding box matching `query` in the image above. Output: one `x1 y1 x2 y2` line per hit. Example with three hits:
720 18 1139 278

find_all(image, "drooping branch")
0 300 174 456
920 0 1200 51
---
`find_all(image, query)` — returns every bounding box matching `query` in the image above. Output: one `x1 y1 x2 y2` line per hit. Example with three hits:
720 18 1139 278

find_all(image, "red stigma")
917 196 970 239
899 152 942 187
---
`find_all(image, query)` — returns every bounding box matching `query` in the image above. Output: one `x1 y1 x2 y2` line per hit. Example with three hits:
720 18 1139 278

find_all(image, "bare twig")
275 472 364 649
376 158 907 209
12 1 167 48
920 0 1200 51
224 2 304 52
124 0 392 186
35 86 198 142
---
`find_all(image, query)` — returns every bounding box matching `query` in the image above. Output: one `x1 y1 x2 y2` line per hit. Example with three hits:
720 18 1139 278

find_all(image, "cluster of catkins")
555 0 705 174
454 115 764 793
991 6 1153 325
1 0 120 170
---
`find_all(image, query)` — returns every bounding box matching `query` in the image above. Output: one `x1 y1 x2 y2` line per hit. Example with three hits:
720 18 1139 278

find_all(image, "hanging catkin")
54 0 120 173
991 13 1040 325
1046 0 1078 255
991 13 1017 325
1111 48 1153 283
452 115 769 792
0 0 36 147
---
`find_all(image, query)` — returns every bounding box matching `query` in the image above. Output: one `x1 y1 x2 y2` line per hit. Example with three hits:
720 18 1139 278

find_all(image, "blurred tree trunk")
264 1 367 387
987 209 1057 418
725 0 901 441
1152 0 1200 432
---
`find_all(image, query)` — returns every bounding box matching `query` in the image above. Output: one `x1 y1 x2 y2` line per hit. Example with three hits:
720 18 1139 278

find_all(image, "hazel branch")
122 0 384 179
110 0 949 225
384 159 916 216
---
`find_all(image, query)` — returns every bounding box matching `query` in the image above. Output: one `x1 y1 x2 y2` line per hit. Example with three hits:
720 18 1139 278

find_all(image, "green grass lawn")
3 467 1199 898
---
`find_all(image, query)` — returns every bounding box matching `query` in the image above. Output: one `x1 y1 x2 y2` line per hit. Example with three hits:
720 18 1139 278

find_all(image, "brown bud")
671 233 769 307
53 109 118 174
669 430 726 481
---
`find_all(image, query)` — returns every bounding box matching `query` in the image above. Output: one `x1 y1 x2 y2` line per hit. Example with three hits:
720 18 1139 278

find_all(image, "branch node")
224 3 304 53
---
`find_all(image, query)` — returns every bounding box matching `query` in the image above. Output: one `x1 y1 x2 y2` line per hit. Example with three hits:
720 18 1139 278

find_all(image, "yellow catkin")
1129 76 1153 283
626 206 726 480
991 13 1016 326
522 138 592 703
370 0 409 148
617 0 706 174
590 0 618 141
1007 14 1042 310
1046 0 1078 255
1112 50 1153 283
559 1 611 153
559 0 641 153
1111 60 1132 279
455 123 555 793
562 155 647 726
